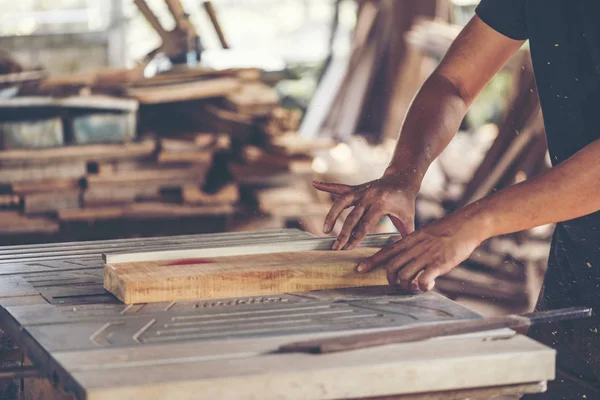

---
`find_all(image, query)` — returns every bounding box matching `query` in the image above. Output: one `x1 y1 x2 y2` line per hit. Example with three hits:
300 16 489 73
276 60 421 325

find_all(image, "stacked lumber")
0 135 237 237
229 116 336 234
0 57 336 241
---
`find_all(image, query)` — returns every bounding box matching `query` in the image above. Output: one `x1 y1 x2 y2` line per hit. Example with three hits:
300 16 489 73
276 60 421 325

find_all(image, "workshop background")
0 0 548 325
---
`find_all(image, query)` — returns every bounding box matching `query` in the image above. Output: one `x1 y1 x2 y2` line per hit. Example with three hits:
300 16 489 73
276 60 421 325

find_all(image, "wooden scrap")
83 185 162 207
0 211 59 234
23 190 80 214
104 247 385 304
203 0 230 48
11 178 80 195
0 139 156 166
0 194 19 207
182 183 239 205
201 103 255 139
157 151 213 165
86 167 208 187
126 78 240 104
224 82 279 116
0 162 87 184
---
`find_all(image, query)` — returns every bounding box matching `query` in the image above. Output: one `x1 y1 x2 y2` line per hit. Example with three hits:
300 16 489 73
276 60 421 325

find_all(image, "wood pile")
0 59 336 242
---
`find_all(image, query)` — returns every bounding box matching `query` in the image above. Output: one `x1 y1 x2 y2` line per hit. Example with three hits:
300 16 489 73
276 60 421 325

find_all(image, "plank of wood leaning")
126 77 241 104
104 248 387 303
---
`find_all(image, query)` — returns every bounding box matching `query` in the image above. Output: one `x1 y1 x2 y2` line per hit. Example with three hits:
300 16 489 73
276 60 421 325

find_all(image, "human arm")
359 138 600 291
313 15 526 249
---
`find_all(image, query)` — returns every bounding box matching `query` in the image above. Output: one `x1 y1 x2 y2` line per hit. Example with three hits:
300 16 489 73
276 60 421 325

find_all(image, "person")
313 1 600 398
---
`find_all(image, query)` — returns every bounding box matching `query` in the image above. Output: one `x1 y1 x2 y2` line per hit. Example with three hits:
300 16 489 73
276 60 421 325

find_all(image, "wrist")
457 200 498 243
382 165 423 194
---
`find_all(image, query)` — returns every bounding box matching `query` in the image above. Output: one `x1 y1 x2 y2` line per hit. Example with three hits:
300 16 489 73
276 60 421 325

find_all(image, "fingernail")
357 263 366 272
332 240 339 250
396 277 403 285
323 223 330 233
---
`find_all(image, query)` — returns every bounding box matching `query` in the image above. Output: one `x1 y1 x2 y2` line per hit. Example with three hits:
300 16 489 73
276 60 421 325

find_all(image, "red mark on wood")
161 258 214 266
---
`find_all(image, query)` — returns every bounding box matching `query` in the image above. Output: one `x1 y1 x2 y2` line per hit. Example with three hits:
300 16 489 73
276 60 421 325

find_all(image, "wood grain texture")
105 248 384 304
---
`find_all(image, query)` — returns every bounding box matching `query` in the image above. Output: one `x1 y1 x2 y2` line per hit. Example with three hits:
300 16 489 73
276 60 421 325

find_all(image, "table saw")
0 229 554 399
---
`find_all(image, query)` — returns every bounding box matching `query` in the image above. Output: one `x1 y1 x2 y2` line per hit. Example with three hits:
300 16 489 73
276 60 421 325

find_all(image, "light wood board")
105 248 385 304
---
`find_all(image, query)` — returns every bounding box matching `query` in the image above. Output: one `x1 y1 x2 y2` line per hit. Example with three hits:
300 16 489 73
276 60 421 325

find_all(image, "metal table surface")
0 229 553 400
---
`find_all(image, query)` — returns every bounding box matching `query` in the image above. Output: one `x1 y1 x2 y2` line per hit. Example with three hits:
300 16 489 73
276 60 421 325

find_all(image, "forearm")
385 73 469 190
464 139 600 241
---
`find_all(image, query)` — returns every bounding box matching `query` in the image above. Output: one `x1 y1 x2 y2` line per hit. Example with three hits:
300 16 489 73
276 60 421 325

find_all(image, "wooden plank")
0 213 59 235
11 178 80 195
157 151 213 165
86 167 207 187
104 248 387 304
182 183 239 205
83 185 161 207
23 190 80 214
126 78 241 104
224 82 279 115
0 194 19 207
0 162 86 184
0 139 156 166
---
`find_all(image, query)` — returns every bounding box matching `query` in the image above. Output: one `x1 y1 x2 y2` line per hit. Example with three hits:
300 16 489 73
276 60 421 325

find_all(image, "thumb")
312 181 353 195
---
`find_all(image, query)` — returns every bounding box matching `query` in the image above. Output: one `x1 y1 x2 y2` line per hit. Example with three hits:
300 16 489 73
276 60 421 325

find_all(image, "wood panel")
105 248 386 304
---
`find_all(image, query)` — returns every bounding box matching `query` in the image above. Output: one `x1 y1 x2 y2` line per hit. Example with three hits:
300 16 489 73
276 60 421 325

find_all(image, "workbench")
0 229 554 400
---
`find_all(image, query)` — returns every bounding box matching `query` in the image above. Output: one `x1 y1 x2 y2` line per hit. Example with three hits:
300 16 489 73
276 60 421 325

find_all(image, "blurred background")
0 0 548 317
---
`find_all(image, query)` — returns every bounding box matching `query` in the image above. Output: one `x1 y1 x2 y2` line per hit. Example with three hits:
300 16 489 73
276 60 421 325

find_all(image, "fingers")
417 267 441 291
356 237 414 273
334 205 367 250
384 245 430 286
343 208 383 250
323 194 356 234
389 256 429 288
312 181 353 195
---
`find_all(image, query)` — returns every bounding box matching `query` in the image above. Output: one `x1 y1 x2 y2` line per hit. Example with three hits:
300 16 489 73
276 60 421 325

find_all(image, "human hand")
312 171 419 250
356 210 489 291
